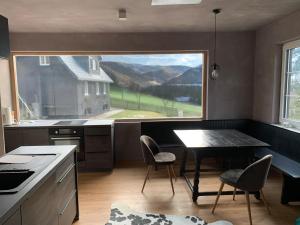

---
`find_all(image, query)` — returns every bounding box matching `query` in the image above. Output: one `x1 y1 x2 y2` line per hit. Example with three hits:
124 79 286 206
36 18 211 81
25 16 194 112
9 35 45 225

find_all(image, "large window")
13 52 205 120
281 40 300 129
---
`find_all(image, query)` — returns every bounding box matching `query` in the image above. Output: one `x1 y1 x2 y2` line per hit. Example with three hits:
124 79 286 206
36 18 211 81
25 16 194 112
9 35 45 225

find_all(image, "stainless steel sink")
0 170 35 194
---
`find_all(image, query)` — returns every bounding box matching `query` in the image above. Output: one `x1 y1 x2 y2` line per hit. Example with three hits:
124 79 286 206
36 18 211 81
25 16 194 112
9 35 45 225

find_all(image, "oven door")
49 137 84 161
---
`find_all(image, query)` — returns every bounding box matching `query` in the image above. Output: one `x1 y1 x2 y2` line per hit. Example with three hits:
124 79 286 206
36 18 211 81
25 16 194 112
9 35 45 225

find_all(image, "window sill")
272 123 300 134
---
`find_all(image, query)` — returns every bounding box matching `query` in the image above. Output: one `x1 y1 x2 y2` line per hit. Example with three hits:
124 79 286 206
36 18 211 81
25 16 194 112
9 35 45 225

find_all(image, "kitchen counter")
0 145 77 224
4 119 113 128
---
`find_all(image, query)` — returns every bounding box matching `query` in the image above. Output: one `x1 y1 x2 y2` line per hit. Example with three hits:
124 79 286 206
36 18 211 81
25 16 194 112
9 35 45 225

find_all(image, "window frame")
103 83 107 95
280 39 300 129
39 56 50 66
9 51 207 121
88 56 97 71
96 82 100 96
84 81 89 96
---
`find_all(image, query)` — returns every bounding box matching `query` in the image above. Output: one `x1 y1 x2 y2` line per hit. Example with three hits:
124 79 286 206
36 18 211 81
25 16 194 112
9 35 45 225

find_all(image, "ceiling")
1 0 300 33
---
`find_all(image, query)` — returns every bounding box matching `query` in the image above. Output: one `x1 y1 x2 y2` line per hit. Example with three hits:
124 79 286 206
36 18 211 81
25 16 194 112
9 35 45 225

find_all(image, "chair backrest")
140 135 160 165
237 154 272 191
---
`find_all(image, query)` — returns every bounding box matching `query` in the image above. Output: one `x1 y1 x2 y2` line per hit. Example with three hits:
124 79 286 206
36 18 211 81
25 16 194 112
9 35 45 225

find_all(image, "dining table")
174 129 270 202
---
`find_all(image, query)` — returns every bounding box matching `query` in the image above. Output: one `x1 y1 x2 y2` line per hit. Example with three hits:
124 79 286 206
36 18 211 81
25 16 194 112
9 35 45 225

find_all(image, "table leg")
180 148 188 176
192 151 201 202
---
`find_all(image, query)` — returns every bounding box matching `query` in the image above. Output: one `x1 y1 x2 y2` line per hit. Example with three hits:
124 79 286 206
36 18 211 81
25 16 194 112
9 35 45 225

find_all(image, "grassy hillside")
109 86 202 118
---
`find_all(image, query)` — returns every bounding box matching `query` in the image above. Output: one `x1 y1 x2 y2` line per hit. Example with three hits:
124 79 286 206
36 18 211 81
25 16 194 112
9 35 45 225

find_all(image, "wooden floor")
73 162 299 225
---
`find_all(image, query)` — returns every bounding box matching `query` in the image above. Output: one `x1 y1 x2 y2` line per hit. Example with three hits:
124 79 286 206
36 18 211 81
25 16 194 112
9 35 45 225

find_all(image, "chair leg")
171 164 177 181
141 165 152 193
167 165 175 194
212 182 224 214
260 189 271 214
233 187 237 200
245 191 253 225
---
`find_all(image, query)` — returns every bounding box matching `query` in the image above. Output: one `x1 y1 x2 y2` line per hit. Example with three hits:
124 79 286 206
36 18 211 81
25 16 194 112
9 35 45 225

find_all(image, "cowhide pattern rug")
105 203 233 225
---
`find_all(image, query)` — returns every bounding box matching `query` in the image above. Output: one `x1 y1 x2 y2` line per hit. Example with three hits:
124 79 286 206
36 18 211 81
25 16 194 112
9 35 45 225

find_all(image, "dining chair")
212 155 272 225
140 135 176 194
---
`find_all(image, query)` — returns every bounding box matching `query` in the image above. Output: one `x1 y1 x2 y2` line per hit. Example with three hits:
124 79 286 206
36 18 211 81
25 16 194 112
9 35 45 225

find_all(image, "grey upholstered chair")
140 135 176 194
212 155 272 225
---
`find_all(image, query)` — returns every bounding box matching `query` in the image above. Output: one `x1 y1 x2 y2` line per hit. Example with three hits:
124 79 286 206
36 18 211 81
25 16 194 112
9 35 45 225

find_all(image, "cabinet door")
4 128 49 153
4 129 23 153
2 209 21 225
85 135 111 153
22 174 58 225
22 128 49 146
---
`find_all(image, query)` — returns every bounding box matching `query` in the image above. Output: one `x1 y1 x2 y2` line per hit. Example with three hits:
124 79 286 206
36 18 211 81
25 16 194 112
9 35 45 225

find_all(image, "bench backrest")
141 119 250 146
245 121 300 163
141 119 300 163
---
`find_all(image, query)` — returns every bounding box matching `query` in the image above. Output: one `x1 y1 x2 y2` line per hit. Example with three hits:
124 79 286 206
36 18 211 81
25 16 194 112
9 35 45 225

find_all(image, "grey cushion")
154 152 176 164
220 169 243 186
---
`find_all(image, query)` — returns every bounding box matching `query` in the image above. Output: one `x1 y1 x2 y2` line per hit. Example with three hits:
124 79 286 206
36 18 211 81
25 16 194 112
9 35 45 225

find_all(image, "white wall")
0 59 11 155
253 10 300 123
0 59 12 108
0 94 5 155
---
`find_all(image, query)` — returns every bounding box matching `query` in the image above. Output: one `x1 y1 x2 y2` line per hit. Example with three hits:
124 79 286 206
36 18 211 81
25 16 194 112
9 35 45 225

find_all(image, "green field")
108 86 202 119
109 110 164 119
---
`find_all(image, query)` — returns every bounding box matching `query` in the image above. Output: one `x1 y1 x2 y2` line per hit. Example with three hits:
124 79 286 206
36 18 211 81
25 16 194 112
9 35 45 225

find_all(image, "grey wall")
253 10 300 123
9 31 256 161
10 31 256 120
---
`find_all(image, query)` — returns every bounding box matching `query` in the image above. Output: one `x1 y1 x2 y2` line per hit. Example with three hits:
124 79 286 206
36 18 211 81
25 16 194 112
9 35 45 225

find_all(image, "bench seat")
255 147 300 204
255 147 300 179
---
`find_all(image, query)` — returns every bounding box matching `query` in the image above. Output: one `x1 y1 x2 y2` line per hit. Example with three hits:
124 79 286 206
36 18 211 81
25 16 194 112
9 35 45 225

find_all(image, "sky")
101 53 203 67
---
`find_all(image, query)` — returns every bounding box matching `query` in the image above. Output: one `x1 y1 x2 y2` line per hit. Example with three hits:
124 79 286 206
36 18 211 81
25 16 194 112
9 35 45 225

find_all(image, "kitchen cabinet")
4 128 49 152
1 209 21 225
84 126 113 170
0 15 10 59
22 173 58 225
22 154 78 225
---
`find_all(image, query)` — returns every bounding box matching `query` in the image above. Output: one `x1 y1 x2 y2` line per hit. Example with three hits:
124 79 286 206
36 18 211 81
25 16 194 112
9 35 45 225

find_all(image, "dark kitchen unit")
49 127 85 161
3 120 114 171
0 146 79 225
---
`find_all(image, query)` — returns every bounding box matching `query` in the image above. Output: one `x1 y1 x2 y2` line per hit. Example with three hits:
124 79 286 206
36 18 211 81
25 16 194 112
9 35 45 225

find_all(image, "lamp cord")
214 12 217 66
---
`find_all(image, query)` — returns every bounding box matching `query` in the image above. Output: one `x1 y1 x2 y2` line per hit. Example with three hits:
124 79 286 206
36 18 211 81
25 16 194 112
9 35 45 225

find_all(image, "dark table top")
174 129 270 148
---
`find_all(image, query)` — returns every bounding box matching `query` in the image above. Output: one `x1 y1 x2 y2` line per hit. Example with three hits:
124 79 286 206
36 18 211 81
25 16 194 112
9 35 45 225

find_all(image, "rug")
105 203 233 225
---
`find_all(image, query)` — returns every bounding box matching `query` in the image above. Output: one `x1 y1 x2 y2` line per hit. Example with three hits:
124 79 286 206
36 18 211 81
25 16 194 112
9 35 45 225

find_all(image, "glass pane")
284 47 300 121
15 53 203 120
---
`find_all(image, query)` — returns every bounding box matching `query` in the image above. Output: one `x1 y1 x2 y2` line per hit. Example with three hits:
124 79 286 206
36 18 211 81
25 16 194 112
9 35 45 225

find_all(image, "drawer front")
58 191 77 225
57 165 76 212
85 136 111 153
84 127 111 136
85 152 113 169
56 154 75 182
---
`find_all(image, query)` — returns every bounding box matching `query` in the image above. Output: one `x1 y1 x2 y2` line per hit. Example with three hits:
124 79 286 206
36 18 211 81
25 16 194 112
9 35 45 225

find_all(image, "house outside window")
280 39 300 129
39 56 50 66
13 53 204 120
84 81 89 96
96 82 100 96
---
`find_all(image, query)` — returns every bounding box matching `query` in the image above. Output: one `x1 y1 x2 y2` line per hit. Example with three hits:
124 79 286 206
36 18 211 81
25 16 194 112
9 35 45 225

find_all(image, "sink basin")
0 170 35 193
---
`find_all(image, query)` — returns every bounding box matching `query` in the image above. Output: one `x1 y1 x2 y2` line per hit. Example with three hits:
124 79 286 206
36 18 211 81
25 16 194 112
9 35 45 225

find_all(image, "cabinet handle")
59 190 76 215
50 137 81 140
58 164 75 184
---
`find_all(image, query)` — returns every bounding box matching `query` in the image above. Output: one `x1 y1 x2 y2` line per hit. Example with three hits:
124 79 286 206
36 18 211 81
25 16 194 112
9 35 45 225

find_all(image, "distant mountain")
100 61 191 88
165 66 202 86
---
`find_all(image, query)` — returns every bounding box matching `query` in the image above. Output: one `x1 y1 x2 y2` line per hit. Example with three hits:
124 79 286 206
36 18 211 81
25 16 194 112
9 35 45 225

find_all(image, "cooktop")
53 120 87 126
